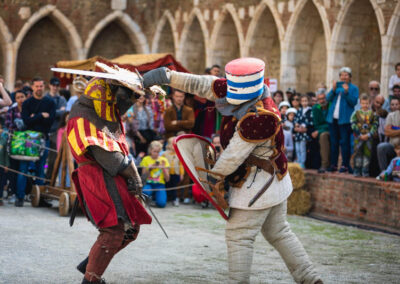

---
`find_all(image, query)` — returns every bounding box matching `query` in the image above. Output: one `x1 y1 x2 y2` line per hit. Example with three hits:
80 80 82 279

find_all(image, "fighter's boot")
77 256 89 274
81 277 106 284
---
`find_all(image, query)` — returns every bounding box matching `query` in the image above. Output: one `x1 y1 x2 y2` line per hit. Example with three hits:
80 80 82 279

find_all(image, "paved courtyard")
0 201 399 284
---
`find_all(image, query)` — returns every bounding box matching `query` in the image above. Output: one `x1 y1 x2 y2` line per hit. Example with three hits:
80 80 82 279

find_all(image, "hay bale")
288 162 305 190
287 189 312 215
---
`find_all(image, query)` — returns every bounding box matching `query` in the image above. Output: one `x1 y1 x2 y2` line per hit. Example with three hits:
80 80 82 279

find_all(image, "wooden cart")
31 134 76 216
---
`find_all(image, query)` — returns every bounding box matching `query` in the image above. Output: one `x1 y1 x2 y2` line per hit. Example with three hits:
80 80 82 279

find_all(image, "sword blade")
51 67 125 81
248 168 275 207
140 195 169 239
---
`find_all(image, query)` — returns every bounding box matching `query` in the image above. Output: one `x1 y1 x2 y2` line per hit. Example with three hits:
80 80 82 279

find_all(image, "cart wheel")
59 192 70 216
31 185 41 207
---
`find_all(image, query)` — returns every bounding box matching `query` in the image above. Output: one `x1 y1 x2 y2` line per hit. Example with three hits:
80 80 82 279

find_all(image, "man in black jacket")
16 77 56 207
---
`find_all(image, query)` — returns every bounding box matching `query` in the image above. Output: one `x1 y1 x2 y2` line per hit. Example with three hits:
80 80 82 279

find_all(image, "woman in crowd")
294 94 313 168
273 90 284 107
4 89 27 203
130 95 155 154
289 93 301 110
326 67 358 173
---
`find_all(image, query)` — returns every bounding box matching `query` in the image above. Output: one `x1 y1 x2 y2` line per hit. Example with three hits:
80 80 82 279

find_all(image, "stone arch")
12 5 82 84
281 0 328 93
328 0 383 93
151 10 178 55
244 0 283 80
16 15 81 82
209 3 244 71
382 1 400 96
14 5 82 60
84 11 149 58
0 16 13 89
178 8 209 74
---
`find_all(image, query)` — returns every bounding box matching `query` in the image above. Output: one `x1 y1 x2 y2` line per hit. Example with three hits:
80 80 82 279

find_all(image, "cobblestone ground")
0 201 399 284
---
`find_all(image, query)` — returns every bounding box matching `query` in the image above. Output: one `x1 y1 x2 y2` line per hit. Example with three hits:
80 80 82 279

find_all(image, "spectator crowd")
1 62 400 208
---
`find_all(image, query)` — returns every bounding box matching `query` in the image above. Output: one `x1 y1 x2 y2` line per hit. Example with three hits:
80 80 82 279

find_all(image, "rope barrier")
0 164 51 182
0 164 195 191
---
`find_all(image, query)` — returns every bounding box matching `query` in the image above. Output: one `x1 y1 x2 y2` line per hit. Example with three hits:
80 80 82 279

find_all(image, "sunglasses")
292 98 299 101
370 87 379 91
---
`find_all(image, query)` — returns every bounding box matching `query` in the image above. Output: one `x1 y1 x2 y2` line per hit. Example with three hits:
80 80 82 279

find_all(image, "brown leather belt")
77 160 96 167
245 155 275 175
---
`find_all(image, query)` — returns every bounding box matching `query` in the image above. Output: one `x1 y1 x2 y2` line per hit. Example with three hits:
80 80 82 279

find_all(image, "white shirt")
333 94 341 119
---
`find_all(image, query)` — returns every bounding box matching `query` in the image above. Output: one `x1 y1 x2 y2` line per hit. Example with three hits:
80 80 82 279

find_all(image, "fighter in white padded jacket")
143 57 322 284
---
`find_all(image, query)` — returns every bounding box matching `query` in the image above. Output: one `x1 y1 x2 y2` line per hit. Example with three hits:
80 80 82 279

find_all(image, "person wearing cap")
286 87 296 101
326 67 358 173
312 89 330 173
143 58 322 284
45 76 67 179
278 101 290 119
66 76 88 111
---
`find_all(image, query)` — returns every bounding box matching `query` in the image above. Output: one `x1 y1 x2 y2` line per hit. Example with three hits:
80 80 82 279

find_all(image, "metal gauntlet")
120 159 143 196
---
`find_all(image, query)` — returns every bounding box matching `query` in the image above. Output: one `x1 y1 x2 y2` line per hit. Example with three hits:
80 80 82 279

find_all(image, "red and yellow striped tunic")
67 117 151 228
67 117 129 160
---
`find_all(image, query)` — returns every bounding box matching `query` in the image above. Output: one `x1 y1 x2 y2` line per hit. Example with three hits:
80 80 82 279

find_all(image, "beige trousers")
225 201 320 284
319 132 330 169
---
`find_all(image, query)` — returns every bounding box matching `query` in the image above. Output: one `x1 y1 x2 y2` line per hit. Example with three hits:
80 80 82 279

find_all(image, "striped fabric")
225 58 265 105
84 78 117 122
67 117 128 157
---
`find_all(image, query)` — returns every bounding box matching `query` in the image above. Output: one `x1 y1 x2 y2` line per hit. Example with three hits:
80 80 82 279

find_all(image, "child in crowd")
278 101 290 120
140 140 170 208
351 94 378 177
283 108 297 161
379 143 400 182
294 94 313 168
162 136 184 206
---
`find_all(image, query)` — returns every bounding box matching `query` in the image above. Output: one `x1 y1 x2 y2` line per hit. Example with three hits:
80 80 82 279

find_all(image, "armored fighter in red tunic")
143 58 323 284
67 78 152 284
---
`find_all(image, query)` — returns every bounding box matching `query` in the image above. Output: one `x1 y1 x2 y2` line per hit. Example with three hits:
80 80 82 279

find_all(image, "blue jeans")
143 183 167 208
328 120 352 168
16 139 49 200
295 140 307 167
0 168 7 199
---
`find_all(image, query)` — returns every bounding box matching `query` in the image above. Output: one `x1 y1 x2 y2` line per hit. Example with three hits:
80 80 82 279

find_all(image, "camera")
155 161 160 165
215 146 221 153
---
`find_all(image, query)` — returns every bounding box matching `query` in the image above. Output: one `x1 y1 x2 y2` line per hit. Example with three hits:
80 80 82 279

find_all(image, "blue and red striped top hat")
225 57 265 105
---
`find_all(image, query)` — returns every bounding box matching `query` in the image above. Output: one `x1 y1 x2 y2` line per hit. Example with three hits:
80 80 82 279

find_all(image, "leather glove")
143 67 170 88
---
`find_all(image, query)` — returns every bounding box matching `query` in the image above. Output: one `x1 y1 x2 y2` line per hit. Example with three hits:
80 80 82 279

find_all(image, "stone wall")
88 21 136 59
16 17 71 82
305 170 400 234
0 0 399 95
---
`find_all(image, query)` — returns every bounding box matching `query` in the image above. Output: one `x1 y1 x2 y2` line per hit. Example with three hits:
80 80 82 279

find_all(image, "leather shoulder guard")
237 109 281 142
212 78 227 98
